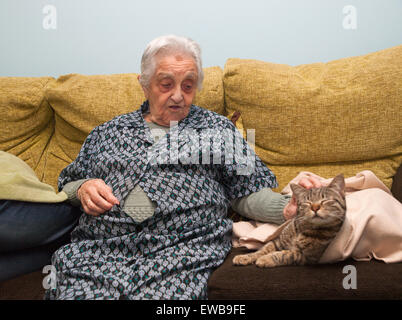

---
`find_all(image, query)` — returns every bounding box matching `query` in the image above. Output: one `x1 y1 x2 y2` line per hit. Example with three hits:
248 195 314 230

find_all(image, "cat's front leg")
233 242 276 266
256 250 303 268
232 252 258 265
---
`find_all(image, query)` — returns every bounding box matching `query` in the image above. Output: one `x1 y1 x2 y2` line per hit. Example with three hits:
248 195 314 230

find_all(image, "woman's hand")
77 179 120 216
283 176 323 220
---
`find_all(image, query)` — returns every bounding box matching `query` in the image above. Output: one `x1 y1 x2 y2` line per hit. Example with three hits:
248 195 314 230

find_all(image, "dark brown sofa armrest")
391 162 402 203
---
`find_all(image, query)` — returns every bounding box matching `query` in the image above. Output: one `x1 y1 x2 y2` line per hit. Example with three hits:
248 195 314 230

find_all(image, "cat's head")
290 174 346 226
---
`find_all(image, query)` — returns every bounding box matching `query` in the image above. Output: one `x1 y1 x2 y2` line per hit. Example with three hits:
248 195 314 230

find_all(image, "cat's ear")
328 174 345 194
290 183 306 198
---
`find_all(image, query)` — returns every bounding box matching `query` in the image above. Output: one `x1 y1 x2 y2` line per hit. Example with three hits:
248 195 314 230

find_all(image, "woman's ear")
137 75 149 99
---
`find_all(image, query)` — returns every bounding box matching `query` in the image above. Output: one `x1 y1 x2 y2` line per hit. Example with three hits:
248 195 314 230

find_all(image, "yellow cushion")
43 67 224 190
224 45 402 191
0 77 55 181
0 151 67 203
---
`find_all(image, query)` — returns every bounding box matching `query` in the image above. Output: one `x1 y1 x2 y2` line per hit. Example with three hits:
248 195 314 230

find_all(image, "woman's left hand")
283 176 323 220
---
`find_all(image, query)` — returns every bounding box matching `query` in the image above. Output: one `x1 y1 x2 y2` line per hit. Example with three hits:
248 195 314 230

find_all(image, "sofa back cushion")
224 45 402 191
43 67 224 190
0 77 55 182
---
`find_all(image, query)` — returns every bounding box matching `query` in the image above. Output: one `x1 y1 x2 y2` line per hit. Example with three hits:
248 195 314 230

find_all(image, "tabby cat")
233 174 346 268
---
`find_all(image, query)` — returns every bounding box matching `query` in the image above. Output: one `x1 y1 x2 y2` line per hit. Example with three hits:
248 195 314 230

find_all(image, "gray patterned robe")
45 101 277 300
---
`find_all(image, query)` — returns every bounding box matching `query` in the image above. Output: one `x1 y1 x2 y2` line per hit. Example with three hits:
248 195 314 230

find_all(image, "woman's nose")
171 86 184 103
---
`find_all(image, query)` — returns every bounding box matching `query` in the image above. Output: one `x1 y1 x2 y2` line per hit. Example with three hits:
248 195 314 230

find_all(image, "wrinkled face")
140 54 198 126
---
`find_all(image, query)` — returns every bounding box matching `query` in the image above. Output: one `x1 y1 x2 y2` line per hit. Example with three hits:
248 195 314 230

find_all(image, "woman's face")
140 54 198 126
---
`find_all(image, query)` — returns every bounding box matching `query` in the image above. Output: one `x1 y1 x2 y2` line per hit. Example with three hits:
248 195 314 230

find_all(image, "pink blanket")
232 171 402 263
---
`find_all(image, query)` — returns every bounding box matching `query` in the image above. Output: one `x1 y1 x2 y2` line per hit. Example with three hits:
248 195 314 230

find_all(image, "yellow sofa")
1 46 401 194
1 44 401 299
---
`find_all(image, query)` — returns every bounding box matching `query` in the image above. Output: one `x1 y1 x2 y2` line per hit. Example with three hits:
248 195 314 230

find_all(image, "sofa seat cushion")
224 45 402 191
0 270 45 300
43 67 224 190
208 247 402 300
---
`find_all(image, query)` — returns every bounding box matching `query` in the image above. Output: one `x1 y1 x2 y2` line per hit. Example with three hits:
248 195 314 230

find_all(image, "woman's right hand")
77 179 120 216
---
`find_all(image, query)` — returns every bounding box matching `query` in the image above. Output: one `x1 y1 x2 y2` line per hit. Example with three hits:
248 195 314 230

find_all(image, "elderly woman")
45 35 320 300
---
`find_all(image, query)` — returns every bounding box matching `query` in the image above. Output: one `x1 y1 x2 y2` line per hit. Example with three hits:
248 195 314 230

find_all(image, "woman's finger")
99 186 120 206
298 177 314 189
298 176 323 189
83 198 105 216
309 176 323 188
91 192 115 212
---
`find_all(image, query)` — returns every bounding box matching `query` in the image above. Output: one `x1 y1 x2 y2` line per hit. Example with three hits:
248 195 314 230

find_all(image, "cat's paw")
233 254 254 266
255 255 277 268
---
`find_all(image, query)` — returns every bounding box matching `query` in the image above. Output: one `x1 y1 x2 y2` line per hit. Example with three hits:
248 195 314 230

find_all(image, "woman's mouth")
169 105 182 111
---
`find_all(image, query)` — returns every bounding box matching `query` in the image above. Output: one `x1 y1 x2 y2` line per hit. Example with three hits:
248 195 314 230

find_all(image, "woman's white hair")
139 35 204 90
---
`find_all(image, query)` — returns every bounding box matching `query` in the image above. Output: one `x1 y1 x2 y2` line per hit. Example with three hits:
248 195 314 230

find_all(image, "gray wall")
0 0 401 77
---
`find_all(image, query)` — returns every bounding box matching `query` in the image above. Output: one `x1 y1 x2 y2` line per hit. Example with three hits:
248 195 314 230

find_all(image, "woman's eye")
159 80 172 88
182 82 193 91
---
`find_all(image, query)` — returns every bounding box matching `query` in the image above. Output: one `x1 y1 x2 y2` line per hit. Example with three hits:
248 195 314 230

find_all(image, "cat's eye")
322 200 336 206
300 202 311 209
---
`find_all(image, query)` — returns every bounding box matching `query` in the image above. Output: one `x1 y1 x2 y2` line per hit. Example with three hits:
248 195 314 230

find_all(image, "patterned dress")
45 101 277 300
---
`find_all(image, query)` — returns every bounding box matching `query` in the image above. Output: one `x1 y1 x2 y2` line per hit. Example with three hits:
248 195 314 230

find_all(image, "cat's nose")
311 203 321 213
